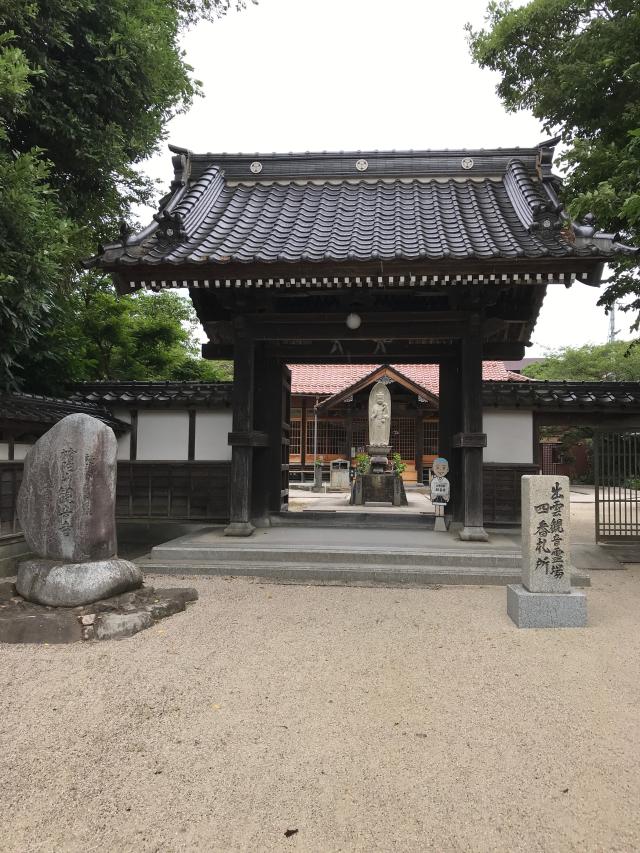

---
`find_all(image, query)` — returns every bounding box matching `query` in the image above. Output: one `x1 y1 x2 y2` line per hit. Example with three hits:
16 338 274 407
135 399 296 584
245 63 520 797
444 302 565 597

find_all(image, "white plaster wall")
195 410 232 461
0 443 8 460
483 410 533 464
112 408 131 460
13 443 30 461
137 411 189 461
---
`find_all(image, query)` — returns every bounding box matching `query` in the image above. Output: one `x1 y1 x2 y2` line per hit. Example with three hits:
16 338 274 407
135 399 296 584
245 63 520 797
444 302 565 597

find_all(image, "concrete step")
271 511 434 530
137 557 590 588
149 543 523 570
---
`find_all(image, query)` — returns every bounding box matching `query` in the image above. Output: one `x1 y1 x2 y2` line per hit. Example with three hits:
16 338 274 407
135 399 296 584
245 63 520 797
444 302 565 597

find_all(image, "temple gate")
91 141 630 538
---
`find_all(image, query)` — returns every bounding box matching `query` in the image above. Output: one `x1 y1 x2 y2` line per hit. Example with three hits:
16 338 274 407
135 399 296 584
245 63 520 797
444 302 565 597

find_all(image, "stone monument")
15 413 143 607
350 382 407 506
430 457 450 532
507 475 587 628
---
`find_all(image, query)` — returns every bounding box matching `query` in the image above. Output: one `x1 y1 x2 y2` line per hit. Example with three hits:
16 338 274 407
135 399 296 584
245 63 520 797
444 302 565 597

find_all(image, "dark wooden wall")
483 463 539 525
115 461 230 521
0 462 23 535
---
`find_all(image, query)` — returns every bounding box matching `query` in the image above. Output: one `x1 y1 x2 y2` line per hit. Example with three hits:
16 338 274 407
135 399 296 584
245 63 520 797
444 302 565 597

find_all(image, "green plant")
392 453 406 475
355 453 370 475
314 456 324 467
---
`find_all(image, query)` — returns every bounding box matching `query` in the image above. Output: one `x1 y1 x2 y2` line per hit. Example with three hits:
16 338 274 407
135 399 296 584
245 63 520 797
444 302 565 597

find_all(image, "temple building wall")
113 408 132 460
114 408 232 462
194 411 233 461
136 411 190 461
483 410 533 464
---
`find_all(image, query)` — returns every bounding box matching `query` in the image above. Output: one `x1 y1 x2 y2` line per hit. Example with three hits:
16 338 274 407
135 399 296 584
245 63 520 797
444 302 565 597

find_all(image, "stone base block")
0 583 198 644
16 558 143 607
224 521 256 537
434 516 448 532
507 584 587 629
350 473 408 506
459 526 489 542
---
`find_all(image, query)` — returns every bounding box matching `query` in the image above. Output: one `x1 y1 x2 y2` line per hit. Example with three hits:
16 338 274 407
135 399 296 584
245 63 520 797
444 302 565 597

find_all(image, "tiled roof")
71 381 232 407
483 381 640 409
289 362 527 396
91 143 624 275
0 393 128 432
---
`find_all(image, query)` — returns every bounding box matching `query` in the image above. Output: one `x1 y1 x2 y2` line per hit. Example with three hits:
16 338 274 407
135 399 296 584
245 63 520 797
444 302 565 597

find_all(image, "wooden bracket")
228 431 269 448
452 432 487 448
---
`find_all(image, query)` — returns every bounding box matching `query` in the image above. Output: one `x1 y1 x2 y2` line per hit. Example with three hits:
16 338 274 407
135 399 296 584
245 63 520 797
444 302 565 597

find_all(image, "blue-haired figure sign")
431 457 450 531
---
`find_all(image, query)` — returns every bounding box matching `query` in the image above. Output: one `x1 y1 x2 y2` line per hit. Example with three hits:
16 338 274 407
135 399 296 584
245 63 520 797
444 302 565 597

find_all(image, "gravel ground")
1 570 640 853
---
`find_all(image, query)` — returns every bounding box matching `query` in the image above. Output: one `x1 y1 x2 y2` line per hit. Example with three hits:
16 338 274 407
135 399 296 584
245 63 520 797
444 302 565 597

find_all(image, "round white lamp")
346 312 362 330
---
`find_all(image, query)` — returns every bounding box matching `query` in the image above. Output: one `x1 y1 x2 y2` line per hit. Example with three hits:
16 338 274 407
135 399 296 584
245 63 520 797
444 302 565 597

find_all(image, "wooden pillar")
300 398 307 468
457 315 489 541
439 356 462 523
345 410 353 461
414 410 424 484
225 321 262 536
252 353 287 525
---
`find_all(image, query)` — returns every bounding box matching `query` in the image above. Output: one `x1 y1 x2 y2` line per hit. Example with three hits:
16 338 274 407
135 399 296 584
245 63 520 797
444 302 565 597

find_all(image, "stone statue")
368 381 391 447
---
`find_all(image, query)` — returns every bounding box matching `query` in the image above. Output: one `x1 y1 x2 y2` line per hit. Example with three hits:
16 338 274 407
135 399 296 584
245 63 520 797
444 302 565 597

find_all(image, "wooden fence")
0 461 231 531
0 462 23 536
483 463 539 526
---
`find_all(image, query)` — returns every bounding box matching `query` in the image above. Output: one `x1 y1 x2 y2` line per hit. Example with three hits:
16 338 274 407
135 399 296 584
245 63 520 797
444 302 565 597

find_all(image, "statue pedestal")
367 444 392 473
350 472 408 507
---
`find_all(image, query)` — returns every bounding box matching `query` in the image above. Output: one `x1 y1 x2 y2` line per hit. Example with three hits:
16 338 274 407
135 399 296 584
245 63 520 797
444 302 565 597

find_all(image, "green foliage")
467 1 640 325
355 453 370 474
0 35 77 386
392 452 406 475
18 285 232 395
522 341 640 380
0 0 247 389
2 0 246 235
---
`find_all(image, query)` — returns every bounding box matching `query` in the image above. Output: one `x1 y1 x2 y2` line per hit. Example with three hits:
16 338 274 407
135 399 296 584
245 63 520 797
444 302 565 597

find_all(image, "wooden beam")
188 409 196 461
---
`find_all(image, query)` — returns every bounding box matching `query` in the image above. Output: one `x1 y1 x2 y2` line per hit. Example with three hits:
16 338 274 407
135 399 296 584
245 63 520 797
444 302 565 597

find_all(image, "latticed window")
351 419 367 452
391 417 415 460
290 419 301 455
305 420 347 456
424 420 439 455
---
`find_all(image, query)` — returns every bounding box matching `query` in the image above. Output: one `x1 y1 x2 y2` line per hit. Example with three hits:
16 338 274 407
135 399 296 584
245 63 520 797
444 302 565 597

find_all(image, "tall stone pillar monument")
507 475 587 628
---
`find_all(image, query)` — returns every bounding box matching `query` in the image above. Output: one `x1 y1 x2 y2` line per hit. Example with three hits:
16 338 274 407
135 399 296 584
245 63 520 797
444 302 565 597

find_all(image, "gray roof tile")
92 145 620 271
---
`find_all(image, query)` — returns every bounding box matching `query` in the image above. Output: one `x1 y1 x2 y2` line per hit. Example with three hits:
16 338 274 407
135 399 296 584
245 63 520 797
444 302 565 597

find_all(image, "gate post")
457 314 489 541
225 319 263 537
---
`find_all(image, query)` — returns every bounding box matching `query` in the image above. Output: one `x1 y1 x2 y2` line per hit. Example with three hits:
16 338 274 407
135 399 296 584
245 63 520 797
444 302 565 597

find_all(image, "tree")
18 284 232 396
467 1 640 324
0 35 77 386
0 0 248 389
522 341 640 381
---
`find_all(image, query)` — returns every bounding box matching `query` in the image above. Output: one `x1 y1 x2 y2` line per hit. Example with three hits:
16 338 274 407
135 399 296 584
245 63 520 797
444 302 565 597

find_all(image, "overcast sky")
136 0 634 355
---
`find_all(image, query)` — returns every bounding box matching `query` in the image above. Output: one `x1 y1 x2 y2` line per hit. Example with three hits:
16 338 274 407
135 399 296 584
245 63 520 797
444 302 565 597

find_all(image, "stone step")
137 557 590 588
271 511 434 530
149 543 523 569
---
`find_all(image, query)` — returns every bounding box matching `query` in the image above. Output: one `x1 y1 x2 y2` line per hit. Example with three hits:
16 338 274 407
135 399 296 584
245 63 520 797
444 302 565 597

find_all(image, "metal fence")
594 429 640 542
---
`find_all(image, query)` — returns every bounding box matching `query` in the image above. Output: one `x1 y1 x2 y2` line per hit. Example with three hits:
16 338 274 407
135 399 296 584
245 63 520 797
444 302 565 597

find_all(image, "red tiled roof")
289 362 528 396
